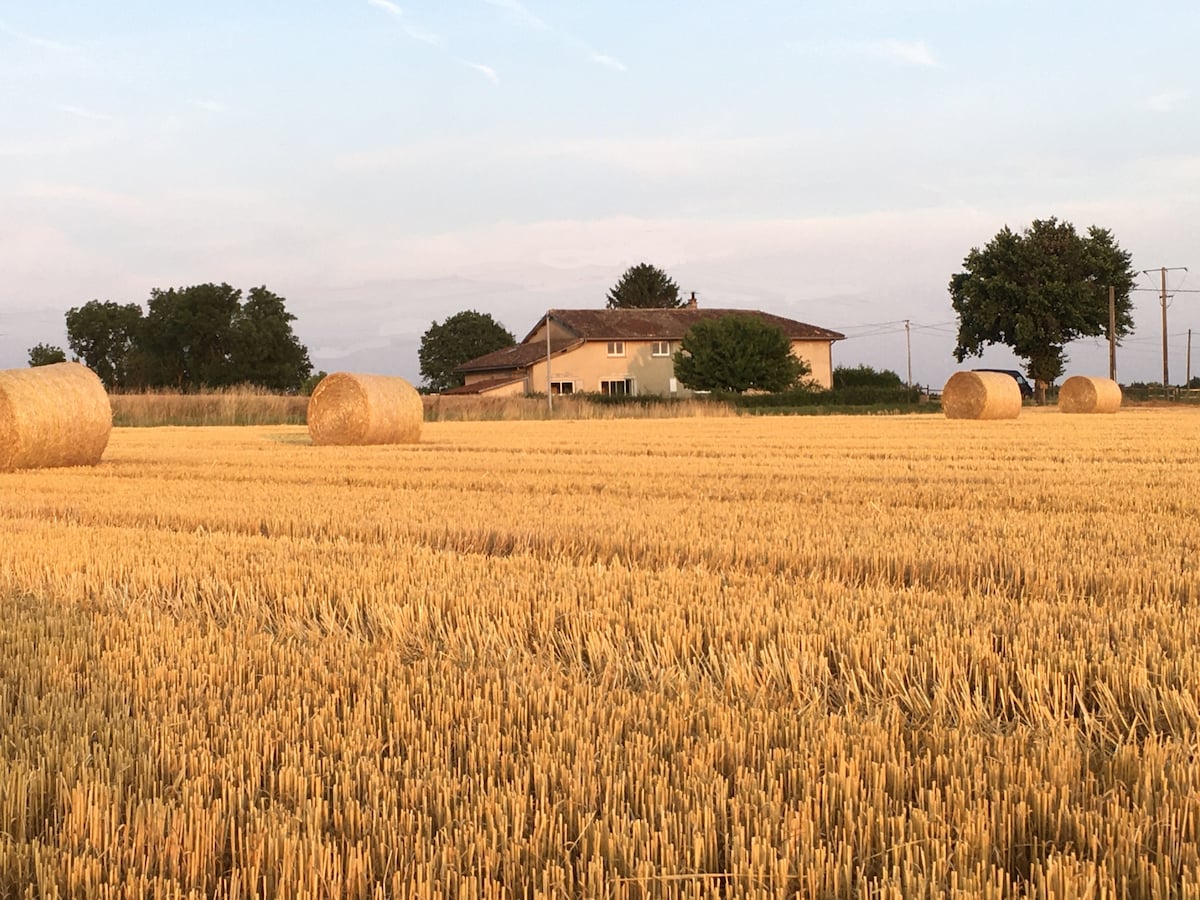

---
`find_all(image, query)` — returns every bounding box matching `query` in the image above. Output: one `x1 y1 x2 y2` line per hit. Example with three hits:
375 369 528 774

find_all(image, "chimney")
685 291 698 310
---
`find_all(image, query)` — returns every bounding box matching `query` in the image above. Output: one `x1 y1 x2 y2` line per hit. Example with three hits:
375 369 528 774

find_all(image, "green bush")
832 365 905 389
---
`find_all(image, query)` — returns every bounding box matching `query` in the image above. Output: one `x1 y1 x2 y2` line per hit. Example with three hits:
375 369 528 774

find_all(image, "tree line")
30 217 1138 399
31 283 313 393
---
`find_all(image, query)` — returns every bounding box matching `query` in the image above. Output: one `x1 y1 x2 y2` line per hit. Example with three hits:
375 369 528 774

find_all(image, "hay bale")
1059 375 1121 414
941 370 1022 420
307 372 423 446
0 363 112 471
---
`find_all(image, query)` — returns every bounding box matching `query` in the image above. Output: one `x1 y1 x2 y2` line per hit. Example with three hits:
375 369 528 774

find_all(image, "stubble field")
2 410 1200 898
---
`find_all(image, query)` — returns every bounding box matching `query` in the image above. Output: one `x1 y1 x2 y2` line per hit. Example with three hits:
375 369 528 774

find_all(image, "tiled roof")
440 376 526 395
454 339 581 373
522 308 845 343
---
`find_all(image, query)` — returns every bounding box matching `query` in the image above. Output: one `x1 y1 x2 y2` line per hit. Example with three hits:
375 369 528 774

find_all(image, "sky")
2 0 1198 389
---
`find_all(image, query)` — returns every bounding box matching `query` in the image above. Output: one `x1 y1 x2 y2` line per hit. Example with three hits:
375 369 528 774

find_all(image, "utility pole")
1108 286 1116 381
904 319 912 388
1144 266 1188 388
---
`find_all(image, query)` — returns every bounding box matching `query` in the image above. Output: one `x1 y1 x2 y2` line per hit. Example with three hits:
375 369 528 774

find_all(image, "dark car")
972 369 1034 399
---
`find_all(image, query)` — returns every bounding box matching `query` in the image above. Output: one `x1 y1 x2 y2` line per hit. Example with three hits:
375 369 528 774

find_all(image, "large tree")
674 315 808 393
65 300 145 390
606 263 683 309
419 310 515 392
229 286 313 392
950 218 1136 403
140 283 242 389
27 343 67 367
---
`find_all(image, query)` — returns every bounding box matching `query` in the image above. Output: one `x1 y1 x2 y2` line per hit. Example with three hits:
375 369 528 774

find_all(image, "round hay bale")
941 370 1022 420
307 372 423 446
0 363 112 471
1059 375 1121 414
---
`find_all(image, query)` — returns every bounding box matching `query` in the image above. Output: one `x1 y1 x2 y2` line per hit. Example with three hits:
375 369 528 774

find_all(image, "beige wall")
526 340 679 396
794 339 834 389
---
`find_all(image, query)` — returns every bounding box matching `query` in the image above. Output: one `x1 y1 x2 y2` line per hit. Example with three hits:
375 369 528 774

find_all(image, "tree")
228 286 312 391
140 283 242 389
950 218 1136 403
419 310 515 392
673 315 808 393
27 343 67 367
606 263 683 309
65 300 144 390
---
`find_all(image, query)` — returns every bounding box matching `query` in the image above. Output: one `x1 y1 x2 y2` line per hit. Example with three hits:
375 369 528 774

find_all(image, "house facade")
449 304 844 397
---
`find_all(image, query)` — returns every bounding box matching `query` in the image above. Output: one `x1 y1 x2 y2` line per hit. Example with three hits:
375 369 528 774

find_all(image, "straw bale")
0 363 112 471
941 371 1022 420
307 372 423 446
1059 375 1121 414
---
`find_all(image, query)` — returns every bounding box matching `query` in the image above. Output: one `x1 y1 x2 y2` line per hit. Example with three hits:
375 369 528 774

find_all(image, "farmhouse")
449 301 844 397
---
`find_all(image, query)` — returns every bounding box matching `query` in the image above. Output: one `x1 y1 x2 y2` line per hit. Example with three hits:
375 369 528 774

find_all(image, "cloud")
482 0 549 31
404 25 442 46
589 52 627 73
460 60 499 84
58 104 111 122
826 38 942 68
366 0 441 45
366 0 402 16
480 1 623 74
1148 90 1188 113
0 19 72 53
192 99 227 113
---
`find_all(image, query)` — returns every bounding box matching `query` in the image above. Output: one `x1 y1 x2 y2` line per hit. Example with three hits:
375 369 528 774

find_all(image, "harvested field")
2 409 1199 897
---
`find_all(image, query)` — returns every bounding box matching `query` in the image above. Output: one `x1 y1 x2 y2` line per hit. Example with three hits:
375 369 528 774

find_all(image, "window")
606 341 625 357
651 341 671 357
549 380 575 395
600 378 634 396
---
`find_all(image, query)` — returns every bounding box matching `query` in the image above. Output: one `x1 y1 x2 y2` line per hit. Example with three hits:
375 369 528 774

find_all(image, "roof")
440 376 526 395
454 339 582 374
521 308 845 344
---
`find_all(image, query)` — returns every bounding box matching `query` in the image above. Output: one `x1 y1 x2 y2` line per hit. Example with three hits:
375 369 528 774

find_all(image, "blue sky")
2 1 1198 387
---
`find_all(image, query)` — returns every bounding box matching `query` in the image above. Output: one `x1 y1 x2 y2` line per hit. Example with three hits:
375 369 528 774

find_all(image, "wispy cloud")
0 18 72 53
460 60 499 84
482 0 549 31
1148 90 1188 113
481 1 623 74
589 52 627 73
192 99 227 114
846 38 941 68
366 0 441 45
367 0 402 16
59 104 111 122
